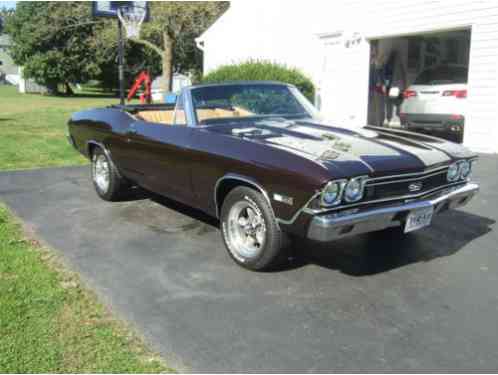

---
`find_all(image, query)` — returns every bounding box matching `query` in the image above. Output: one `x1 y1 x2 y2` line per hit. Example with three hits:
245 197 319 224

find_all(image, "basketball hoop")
117 4 147 39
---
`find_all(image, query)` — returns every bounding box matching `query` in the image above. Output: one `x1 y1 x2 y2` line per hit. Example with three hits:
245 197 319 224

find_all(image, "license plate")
404 206 434 233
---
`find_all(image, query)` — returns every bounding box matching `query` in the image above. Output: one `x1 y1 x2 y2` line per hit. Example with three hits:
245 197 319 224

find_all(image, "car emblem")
408 181 423 192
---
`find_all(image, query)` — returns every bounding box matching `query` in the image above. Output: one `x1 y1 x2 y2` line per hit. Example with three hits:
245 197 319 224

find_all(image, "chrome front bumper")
307 182 479 242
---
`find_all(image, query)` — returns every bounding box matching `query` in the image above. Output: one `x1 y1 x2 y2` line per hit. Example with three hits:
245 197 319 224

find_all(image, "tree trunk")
162 31 174 92
65 82 74 96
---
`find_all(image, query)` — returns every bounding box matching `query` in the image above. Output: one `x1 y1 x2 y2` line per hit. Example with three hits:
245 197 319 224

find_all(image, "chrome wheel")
93 154 110 193
226 200 267 260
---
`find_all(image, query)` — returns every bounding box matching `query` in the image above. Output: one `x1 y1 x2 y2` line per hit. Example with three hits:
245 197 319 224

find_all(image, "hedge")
201 60 315 102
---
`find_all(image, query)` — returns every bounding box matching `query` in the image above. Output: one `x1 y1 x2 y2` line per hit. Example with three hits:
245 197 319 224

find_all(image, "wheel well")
87 142 99 159
215 178 262 217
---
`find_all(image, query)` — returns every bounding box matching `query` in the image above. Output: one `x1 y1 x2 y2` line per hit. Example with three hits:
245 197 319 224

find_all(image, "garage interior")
367 29 471 143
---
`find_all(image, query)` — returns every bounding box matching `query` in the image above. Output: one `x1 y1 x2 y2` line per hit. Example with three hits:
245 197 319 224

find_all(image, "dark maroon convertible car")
68 81 479 270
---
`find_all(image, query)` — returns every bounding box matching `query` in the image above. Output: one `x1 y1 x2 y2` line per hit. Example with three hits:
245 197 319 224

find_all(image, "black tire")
91 147 127 201
220 186 286 271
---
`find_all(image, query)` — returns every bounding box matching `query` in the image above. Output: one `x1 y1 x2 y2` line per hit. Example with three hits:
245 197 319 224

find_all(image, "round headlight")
447 163 459 182
459 160 471 179
321 181 341 206
344 177 364 202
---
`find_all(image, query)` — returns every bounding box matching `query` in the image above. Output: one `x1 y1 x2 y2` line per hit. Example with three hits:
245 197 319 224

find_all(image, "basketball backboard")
92 1 149 21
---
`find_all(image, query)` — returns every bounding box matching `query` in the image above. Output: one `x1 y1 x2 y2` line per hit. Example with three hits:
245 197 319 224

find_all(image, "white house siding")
198 0 498 153
199 1 325 83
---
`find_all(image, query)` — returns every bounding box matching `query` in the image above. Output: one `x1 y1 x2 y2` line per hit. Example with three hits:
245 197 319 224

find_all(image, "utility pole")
118 18 125 105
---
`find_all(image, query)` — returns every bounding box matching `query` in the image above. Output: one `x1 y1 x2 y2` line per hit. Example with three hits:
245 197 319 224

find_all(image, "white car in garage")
400 65 468 143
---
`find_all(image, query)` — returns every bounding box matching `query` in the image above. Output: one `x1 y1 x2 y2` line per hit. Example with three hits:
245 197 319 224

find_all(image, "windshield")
414 66 468 85
191 84 317 124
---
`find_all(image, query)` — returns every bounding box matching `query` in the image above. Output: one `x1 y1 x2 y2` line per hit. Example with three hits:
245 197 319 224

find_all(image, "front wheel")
91 147 127 201
220 186 286 271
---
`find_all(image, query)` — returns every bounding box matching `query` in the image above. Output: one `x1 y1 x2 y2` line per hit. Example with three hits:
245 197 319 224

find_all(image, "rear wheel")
220 186 286 271
91 147 127 201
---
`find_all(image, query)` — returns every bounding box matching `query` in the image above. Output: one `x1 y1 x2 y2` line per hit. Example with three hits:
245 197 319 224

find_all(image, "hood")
203 118 476 178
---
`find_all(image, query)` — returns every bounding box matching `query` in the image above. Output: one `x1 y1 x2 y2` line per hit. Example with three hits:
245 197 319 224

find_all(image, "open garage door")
368 29 471 143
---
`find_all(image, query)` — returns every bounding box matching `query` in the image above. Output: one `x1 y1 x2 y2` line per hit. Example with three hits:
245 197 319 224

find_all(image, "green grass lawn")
0 205 173 373
0 85 118 170
0 86 174 372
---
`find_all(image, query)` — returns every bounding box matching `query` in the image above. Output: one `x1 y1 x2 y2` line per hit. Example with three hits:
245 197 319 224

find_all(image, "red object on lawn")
127 71 152 104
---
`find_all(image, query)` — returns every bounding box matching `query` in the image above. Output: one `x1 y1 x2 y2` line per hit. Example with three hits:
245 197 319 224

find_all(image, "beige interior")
136 110 175 124
135 106 254 125
196 106 254 122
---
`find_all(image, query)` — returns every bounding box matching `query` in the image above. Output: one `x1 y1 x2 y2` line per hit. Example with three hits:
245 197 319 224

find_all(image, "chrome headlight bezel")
447 163 459 182
320 179 347 207
343 176 367 203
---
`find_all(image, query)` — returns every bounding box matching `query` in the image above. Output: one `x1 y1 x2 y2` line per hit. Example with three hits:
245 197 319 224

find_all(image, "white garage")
197 0 498 153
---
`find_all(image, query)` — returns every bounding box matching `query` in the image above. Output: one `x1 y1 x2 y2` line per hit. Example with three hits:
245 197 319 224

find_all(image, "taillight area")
403 90 417 99
442 89 467 98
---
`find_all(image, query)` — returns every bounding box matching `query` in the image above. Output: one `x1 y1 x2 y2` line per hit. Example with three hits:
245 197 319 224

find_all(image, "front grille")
364 167 449 202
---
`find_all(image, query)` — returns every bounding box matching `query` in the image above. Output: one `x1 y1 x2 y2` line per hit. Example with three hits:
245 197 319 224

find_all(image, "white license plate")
404 206 434 233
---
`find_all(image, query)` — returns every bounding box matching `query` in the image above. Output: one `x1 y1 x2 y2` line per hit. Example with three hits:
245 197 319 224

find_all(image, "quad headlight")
447 160 473 182
459 160 471 180
447 163 460 182
344 177 366 203
320 180 345 206
320 177 367 207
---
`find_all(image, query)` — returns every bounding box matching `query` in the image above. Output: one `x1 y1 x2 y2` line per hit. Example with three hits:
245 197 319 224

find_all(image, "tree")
5 2 228 95
5 2 110 94
203 61 316 102
0 8 15 33
132 1 228 91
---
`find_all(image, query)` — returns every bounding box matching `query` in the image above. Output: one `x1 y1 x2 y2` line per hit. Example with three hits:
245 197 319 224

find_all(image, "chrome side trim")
276 191 321 225
214 174 273 219
86 140 122 178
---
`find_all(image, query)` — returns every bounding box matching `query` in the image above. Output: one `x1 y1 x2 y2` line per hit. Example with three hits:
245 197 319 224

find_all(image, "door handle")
128 125 137 135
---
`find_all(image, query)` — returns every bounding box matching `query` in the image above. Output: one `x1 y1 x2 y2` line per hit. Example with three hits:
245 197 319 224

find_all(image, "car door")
124 93 195 202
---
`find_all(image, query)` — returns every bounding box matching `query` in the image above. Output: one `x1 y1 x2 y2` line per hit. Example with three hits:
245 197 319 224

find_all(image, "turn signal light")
442 90 467 98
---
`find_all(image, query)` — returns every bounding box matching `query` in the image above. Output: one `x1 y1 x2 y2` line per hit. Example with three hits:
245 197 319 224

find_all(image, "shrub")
202 60 315 102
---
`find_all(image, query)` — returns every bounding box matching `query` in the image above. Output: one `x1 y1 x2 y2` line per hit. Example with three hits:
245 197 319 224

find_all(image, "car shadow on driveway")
122 187 219 227
287 209 495 276
123 187 494 277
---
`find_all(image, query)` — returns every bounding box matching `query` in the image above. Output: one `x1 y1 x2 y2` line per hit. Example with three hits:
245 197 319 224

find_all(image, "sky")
1 1 16 10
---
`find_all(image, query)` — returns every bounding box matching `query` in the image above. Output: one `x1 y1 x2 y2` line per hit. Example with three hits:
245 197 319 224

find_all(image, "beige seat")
136 106 255 124
137 110 175 124
196 107 254 122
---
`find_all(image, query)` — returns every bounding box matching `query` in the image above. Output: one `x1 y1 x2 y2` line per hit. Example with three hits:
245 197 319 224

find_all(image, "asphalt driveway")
1 155 497 371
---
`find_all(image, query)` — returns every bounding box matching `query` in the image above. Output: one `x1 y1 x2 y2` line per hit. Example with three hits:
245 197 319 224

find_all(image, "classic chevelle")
68 81 479 270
